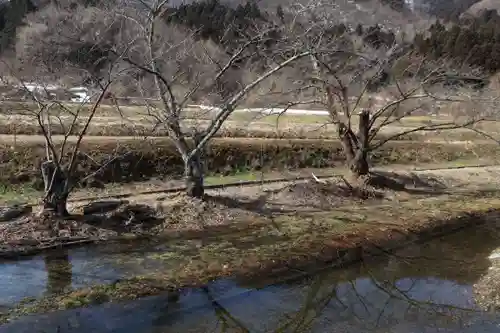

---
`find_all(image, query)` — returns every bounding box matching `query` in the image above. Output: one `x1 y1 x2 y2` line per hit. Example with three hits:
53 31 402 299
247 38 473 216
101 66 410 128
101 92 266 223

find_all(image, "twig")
311 172 326 184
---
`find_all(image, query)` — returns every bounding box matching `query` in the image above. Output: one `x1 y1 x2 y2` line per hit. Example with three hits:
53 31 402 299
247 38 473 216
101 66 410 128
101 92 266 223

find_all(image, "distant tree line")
414 10 500 72
5 0 500 77
164 0 264 43
0 0 36 52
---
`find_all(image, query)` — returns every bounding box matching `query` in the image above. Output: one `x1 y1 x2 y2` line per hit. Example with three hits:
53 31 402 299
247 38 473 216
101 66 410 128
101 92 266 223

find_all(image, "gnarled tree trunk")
41 160 69 217
349 149 369 176
184 157 204 198
340 110 371 178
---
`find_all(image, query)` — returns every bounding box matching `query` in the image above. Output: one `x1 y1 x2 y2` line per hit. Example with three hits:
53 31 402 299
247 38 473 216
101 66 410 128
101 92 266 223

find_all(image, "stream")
2 221 500 332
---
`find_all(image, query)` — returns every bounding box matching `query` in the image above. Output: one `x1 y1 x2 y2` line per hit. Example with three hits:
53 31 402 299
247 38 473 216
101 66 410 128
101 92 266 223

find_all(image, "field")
1 101 500 203
0 101 499 205
0 101 498 141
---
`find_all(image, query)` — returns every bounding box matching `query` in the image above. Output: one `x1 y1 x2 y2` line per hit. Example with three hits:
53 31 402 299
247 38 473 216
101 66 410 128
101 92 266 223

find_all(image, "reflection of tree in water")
44 249 72 295
202 286 251 332
172 224 500 332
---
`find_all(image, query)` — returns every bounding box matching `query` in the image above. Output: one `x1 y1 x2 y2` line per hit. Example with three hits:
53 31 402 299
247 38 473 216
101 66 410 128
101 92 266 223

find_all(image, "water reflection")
44 250 72 295
2 223 500 332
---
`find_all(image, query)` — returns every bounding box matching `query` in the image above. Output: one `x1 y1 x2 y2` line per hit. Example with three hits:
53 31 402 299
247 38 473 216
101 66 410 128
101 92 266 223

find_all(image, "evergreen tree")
276 5 284 23
0 0 36 52
355 23 363 36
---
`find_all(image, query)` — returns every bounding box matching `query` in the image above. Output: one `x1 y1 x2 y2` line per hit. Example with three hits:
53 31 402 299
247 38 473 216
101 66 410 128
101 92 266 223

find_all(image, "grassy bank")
3 191 500 322
0 159 494 206
2 138 500 188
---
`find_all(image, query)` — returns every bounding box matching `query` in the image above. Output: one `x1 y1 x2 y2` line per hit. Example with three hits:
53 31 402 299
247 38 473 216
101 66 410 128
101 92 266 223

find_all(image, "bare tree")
274 1 491 178
2 28 124 217
71 0 327 198
309 55 490 177
7 77 117 216
10 0 327 202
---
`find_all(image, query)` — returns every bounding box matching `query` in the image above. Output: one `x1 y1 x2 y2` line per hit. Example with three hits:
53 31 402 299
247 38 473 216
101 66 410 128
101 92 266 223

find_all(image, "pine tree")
276 5 284 23
355 24 363 36
0 0 36 52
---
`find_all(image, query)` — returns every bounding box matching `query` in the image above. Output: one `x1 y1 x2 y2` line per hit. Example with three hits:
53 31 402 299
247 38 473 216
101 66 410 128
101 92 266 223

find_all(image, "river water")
2 222 500 332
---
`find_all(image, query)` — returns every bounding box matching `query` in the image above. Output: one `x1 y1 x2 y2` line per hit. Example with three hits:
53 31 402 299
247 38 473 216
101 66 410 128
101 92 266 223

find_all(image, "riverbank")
0 163 497 258
3 166 500 322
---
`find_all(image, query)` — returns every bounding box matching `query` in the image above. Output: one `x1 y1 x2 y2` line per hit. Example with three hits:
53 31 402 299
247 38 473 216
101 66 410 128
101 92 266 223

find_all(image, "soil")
2 165 500 259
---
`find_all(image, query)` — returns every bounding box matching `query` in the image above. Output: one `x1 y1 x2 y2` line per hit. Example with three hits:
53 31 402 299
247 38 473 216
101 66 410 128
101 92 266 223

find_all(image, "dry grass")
4 135 496 191
0 102 499 141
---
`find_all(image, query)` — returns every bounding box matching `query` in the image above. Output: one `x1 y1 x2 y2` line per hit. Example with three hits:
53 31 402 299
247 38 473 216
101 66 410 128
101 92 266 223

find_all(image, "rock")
0 205 32 222
82 200 129 215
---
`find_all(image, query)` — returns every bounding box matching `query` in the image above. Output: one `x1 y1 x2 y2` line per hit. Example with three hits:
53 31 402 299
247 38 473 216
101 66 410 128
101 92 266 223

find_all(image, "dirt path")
0 134 340 144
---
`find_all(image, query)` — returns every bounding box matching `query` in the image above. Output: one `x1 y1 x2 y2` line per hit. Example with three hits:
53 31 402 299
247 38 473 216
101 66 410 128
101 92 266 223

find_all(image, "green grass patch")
0 183 41 205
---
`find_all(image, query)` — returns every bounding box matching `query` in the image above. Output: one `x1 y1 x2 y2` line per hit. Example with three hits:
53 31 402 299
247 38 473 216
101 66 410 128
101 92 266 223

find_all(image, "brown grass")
1 105 499 141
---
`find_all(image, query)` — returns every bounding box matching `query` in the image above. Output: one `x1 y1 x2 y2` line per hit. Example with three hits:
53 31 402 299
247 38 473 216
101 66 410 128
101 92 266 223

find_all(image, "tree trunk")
340 110 371 178
349 150 369 176
350 109 370 177
41 160 69 216
184 157 204 198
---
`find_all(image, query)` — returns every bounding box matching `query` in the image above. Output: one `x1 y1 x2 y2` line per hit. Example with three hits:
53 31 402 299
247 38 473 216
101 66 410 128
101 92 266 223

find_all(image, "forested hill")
3 0 500 75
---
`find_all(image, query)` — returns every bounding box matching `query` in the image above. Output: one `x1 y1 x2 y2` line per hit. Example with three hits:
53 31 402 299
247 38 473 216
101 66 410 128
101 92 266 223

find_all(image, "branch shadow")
366 170 448 195
204 193 303 215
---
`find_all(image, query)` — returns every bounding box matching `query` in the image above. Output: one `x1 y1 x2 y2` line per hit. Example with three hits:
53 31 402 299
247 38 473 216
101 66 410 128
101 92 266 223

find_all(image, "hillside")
465 0 500 16
416 0 481 20
2 0 499 92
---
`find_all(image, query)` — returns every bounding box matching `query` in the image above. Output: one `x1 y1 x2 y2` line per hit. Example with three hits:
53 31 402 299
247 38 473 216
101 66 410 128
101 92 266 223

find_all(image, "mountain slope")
465 0 500 16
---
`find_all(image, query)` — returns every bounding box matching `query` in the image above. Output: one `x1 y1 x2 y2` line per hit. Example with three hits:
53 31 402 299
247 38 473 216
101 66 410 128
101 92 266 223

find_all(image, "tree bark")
184 157 204 198
184 131 206 199
340 110 371 178
349 150 369 176
350 109 370 177
41 160 69 216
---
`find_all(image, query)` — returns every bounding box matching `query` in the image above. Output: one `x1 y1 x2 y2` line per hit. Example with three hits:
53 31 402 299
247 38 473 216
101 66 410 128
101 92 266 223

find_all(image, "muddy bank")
473 238 500 311
2 166 500 261
3 192 500 322
3 167 500 322
0 168 453 259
